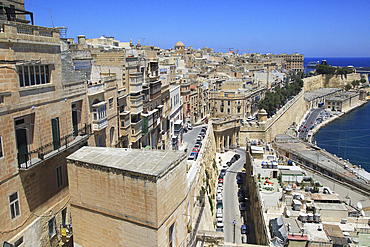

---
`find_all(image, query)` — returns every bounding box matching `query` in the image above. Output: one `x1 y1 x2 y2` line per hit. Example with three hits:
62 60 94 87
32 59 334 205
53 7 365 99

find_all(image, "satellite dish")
357 202 363 210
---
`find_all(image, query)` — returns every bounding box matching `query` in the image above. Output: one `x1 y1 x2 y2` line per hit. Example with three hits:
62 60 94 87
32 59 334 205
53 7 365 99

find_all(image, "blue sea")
304 57 370 68
309 55 370 171
314 102 370 171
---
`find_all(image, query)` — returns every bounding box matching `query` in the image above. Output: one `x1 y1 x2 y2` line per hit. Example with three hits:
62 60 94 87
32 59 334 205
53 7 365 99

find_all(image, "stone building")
212 118 241 152
0 2 90 246
264 53 304 72
67 147 190 247
325 91 360 112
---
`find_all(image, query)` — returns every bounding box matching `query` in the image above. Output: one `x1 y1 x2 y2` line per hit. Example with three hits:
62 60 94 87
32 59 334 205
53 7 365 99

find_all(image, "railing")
18 124 91 170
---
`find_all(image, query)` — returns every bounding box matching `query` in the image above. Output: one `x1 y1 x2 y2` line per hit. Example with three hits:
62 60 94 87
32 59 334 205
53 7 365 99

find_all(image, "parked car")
237 177 243 185
220 169 226 176
217 193 222 201
226 161 232 167
218 178 223 184
217 200 223 209
241 224 249 234
216 218 224 228
218 173 224 180
239 202 247 211
188 156 196 161
192 148 199 153
194 143 201 148
190 152 198 159
236 172 242 180
196 136 202 141
188 124 193 130
216 208 223 218
234 153 240 160
230 156 236 163
222 164 228 170
238 188 244 197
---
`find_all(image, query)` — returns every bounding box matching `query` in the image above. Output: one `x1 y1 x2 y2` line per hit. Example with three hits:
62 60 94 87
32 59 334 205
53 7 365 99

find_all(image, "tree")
351 80 360 88
316 64 336 75
345 84 352 91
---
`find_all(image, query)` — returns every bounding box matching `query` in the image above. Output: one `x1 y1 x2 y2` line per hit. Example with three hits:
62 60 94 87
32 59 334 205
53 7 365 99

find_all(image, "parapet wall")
240 89 307 143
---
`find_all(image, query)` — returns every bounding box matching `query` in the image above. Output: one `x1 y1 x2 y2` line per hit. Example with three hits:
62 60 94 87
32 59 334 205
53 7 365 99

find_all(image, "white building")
170 85 183 149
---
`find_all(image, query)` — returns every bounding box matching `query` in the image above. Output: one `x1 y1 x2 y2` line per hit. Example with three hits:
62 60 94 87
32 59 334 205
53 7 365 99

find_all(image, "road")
182 125 203 156
223 148 247 244
299 108 322 139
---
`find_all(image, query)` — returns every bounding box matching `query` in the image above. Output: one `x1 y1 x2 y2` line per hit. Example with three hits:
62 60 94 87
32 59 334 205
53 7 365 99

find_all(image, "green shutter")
51 117 61 150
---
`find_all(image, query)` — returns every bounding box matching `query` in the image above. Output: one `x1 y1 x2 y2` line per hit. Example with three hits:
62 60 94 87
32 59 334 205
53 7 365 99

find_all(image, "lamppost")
233 220 237 243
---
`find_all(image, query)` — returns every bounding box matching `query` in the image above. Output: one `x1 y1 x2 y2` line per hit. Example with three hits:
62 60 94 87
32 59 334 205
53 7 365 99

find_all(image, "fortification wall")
303 73 363 92
240 90 307 143
303 75 323 91
323 73 362 88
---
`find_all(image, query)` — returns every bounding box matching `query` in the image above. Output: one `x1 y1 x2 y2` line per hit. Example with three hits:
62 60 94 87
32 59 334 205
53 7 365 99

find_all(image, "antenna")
49 8 54 27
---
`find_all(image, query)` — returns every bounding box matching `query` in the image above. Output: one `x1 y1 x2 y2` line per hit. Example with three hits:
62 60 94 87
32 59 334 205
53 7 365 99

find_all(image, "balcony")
129 72 143 94
18 124 92 170
120 111 131 137
174 120 183 136
92 101 108 131
88 83 104 95
130 94 143 114
130 120 142 143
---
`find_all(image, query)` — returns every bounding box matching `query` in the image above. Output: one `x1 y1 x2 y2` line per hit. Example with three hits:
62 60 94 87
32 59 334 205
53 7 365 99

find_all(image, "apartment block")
0 2 90 246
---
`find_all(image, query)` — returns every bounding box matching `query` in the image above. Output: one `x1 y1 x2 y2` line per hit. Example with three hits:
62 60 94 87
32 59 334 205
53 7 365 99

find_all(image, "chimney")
77 35 86 45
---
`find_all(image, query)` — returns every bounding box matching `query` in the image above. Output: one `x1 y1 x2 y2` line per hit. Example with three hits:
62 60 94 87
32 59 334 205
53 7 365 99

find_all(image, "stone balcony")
0 20 60 44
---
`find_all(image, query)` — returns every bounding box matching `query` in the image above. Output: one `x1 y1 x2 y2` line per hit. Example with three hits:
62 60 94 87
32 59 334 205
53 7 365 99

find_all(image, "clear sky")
26 0 370 57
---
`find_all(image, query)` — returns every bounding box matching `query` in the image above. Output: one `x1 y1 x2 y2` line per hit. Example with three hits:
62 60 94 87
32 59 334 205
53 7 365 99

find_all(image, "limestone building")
67 147 190 247
0 2 90 246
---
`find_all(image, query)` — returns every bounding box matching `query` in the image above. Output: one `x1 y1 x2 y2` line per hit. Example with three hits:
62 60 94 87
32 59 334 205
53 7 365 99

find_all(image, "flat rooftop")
304 88 342 101
67 146 186 177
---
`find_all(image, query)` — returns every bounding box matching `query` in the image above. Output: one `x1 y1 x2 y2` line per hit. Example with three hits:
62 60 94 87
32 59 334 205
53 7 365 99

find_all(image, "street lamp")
233 220 237 243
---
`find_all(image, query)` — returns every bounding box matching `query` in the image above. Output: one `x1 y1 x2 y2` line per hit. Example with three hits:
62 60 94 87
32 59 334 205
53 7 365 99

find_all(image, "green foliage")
336 67 353 75
351 80 360 88
316 64 336 75
345 84 352 91
208 195 213 214
213 159 217 170
257 78 303 116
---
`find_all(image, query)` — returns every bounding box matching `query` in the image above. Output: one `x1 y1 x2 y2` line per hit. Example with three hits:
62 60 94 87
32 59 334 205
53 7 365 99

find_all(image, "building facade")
67 147 190 247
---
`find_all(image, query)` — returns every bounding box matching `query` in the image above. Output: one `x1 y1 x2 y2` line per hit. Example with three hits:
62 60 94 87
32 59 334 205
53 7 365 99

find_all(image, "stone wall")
303 73 363 92
240 90 307 143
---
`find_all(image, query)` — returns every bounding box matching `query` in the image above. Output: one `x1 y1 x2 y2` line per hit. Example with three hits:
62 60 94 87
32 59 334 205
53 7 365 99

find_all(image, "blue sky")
26 0 370 57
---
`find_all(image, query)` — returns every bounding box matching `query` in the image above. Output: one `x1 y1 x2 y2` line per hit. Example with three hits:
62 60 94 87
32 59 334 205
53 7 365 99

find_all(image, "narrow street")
222 148 250 244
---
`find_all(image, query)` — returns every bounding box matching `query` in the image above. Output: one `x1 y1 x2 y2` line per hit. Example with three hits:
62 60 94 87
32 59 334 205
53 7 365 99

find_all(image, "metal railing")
18 124 91 169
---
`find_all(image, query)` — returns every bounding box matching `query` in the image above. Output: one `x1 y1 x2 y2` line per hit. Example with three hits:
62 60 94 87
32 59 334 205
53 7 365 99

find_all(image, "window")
0 135 3 158
169 223 175 247
18 64 50 87
48 217 56 238
109 98 114 109
56 165 63 188
121 121 125 128
228 101 230 106
98 137 103 147
14 236 23 247
227 109 230 113
237 108 240 113
0 95 4 104
9 192 20 219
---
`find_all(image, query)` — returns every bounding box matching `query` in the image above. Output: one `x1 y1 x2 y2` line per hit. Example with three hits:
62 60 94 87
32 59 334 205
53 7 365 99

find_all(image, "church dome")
175 41 185 49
